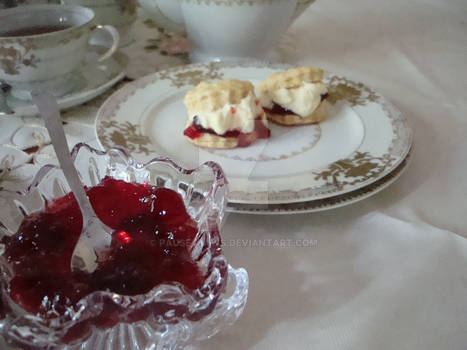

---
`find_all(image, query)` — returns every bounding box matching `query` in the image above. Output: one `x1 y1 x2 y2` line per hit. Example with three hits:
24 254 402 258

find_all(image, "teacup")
139 0 316 62
60 0 137 47
0 4 119 100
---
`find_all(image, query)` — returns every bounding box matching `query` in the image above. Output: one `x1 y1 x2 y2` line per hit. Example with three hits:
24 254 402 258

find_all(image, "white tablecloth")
1 0 466 349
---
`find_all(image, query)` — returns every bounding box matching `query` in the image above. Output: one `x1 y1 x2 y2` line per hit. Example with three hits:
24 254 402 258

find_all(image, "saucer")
3 47 126 117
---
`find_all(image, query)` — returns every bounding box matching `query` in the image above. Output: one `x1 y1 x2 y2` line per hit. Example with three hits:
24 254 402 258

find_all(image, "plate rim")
226 145 413 214
95 61 413 205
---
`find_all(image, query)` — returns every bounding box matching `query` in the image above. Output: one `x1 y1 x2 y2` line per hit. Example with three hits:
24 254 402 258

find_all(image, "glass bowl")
0 143 248 350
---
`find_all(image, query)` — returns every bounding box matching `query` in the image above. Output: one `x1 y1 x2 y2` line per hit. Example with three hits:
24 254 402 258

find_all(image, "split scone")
258 67 329 126
183 80 270 149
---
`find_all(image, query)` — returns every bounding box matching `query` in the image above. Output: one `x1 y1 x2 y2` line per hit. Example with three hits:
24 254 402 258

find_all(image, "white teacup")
139 0 316 62
0 4 119 100
60 0 137 47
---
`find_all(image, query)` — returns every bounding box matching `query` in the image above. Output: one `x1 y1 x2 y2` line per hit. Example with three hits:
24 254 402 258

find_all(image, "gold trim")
157 62 224 88
0 25 89 76
313 152 396 188
228 146 413 213
0 39 39 75
327 76 379 106
97 120 153 156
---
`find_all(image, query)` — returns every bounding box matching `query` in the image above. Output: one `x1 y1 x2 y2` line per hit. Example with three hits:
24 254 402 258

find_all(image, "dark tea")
0 24 71 37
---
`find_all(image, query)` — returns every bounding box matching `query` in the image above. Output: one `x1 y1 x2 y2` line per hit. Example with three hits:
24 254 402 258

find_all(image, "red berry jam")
264 94 329 116
264 103 295 116
183 115 271 147
1 178 204 320
183 124 202 139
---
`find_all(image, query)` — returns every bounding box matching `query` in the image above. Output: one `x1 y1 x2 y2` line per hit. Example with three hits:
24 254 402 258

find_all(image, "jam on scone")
258 67 329 126
183 79 270 149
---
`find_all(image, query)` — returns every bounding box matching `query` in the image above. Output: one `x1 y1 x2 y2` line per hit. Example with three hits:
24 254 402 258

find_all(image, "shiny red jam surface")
1 178 204 320
183 115 271 147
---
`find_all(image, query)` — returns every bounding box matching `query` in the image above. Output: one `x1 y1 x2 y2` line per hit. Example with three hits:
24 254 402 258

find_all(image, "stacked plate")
95 62 413 214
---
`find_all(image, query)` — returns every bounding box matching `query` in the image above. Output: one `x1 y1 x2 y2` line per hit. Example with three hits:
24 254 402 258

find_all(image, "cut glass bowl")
0 143 248 350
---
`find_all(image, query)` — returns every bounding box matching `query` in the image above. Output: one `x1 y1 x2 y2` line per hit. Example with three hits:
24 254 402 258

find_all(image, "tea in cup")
0 4 120 100
60 0 137 47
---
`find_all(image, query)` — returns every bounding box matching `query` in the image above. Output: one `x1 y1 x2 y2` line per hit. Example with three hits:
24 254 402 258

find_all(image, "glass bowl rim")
0 142 230 335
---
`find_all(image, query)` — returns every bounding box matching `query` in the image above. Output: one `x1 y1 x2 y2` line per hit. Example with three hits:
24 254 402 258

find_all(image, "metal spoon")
32 92 112 274
0 81 14 115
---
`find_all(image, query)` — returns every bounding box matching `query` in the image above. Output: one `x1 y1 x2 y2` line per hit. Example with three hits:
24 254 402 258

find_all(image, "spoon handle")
32 92 95 220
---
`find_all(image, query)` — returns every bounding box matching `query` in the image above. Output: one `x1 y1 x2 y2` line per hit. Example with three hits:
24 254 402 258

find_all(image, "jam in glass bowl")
0 143 248 350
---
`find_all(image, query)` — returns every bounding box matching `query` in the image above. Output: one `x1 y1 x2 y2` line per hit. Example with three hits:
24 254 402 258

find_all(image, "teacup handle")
90 25 120 62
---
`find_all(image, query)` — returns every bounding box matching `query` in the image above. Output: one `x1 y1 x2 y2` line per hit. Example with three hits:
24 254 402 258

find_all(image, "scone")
258 67 329 126
183 80 270 149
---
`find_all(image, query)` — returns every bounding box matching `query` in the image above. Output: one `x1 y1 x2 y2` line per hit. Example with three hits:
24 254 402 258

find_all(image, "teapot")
139 0 316 62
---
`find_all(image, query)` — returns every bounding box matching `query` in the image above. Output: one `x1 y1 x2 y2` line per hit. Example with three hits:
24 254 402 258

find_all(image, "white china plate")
4 47 126 117
227 146 413 214
96 62 412 205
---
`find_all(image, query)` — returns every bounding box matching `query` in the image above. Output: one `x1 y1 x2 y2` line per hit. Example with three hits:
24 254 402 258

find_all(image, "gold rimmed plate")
227 146 413 214
95 62 413 207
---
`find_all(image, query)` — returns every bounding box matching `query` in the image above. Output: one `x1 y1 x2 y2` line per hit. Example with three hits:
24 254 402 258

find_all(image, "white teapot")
139 0 316 62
